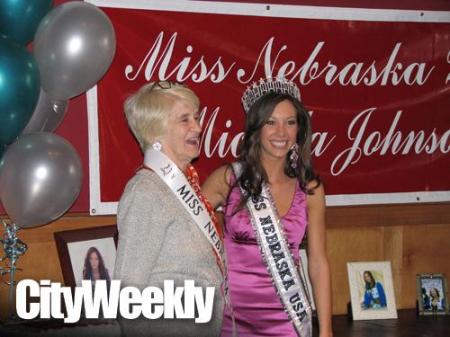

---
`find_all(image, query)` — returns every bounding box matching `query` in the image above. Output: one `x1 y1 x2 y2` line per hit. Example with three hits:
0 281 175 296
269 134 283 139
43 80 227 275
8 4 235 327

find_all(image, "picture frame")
54 225 118 288
416 273 449 315
347 261 398 320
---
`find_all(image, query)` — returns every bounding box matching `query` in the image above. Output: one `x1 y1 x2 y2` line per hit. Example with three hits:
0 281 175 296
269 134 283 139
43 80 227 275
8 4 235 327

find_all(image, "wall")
0 215 114 320
1 202 449 319
327 224 450 314
327 203 450 314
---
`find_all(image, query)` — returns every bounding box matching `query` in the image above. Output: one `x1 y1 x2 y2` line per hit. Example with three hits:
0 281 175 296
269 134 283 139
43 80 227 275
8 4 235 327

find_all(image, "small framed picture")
416 273 449 315
347 261 398 320
54 225 118 288
299 249 316 311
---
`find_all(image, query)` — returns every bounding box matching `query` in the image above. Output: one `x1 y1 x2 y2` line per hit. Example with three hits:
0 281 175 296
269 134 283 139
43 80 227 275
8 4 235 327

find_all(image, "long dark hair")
430 287 440 300
82 247 109 280
364 271 376 289
235 92 320 208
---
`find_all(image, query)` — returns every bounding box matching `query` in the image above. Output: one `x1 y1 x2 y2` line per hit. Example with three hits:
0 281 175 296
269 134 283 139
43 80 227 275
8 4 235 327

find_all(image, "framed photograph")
416 273 449 315
298 249 316 311
54 225 118 288
347 261 398 320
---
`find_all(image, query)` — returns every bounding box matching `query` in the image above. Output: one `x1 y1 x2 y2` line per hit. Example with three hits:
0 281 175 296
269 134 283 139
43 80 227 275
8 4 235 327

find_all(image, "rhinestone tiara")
241 77 301 113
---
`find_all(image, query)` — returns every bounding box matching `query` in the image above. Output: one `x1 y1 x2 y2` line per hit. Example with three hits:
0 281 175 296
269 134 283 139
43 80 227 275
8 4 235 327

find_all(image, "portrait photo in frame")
416 273 449 315
54 225 118 288
347 261 398 320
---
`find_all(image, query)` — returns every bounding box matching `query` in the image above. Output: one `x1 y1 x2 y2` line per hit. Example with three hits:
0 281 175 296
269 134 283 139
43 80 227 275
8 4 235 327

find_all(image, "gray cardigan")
114 169 224 337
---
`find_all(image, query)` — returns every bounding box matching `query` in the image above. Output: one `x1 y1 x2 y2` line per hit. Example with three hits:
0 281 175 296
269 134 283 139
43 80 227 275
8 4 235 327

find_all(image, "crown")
241 77 301 113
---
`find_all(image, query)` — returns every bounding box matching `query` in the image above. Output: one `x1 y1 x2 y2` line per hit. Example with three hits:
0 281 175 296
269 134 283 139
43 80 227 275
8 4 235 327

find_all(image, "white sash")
232 163 312 337
144 150 237 337
144 149 225 268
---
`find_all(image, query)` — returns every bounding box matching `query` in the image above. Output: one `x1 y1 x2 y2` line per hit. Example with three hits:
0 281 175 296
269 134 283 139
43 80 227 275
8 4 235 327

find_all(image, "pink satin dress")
220 181 308 337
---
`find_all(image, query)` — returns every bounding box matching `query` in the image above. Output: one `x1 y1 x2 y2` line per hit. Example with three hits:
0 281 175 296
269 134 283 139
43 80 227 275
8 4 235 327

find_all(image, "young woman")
362 270 386 309
203 78 333 337
430 287 444 311
82 246 111 284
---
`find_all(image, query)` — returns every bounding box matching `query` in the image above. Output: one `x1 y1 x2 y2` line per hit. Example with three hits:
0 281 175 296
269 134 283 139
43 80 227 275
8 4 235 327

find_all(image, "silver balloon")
33 2 116 99
0 133 82 228
21 88 69 135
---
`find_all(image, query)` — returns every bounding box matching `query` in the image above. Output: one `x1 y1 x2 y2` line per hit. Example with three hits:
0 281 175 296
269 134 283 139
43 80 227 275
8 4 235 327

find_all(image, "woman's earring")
289 143 299 169
152 141 162 151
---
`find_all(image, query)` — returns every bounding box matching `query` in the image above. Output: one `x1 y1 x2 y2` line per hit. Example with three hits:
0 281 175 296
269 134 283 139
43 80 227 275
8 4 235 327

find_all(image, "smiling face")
259 100 298 163
159 99 201 170
430 288 439 299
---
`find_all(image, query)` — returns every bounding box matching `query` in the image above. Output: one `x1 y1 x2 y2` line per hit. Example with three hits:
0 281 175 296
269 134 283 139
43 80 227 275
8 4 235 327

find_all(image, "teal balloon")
0 35 40 144
0 0 54 45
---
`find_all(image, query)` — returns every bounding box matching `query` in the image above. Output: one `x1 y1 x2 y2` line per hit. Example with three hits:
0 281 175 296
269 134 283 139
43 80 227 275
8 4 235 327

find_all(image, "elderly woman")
114 81 224 337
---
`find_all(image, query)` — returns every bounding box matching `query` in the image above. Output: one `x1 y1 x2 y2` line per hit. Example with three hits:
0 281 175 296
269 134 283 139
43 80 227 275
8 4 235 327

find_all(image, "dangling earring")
152 141 162 151
289 143 299 169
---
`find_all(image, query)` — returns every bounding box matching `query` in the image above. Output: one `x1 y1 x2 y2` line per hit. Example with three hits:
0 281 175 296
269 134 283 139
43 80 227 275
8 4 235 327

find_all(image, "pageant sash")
232 163 312 337
144 149 236 336
144 149 225 270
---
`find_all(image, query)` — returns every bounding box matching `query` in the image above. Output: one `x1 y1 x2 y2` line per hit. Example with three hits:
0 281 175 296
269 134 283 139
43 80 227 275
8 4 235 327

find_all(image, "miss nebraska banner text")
16 279 215 323
86 1 450 212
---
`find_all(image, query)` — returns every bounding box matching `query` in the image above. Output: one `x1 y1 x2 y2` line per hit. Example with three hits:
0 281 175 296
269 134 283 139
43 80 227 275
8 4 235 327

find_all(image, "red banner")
87 1 450 214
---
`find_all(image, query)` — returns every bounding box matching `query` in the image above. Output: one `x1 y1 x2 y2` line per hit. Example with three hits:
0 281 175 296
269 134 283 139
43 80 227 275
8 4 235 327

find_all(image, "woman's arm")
201 165 232 209
113 179 166 288
306 182 333 337
377 282 387 306
363 288 373 308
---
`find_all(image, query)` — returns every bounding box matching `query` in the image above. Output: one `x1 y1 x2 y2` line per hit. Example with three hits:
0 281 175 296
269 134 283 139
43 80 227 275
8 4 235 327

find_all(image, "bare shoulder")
202 164 234 208
306 180 325 209
203 164 234 190
207 164 233 184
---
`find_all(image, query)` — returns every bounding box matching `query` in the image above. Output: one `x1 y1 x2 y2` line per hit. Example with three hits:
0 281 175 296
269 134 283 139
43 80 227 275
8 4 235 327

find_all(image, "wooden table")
324 309 449 337
1 309 448 336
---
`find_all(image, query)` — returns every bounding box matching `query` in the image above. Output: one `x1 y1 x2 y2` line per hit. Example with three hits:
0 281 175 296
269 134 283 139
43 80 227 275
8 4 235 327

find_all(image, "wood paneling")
0 215 116 320
327 223 450 314
326 202 450 227
1 202 449 318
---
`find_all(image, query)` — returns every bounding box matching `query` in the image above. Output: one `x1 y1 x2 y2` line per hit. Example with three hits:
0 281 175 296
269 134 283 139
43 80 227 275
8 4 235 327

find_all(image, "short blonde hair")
124 81 200 151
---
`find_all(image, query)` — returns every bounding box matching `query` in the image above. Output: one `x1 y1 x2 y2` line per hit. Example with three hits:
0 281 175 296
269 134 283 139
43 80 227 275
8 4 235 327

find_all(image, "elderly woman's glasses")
150 81 179 91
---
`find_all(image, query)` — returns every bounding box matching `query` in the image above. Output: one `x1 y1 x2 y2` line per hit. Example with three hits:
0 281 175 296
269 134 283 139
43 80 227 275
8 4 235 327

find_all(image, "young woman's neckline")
266 178 299 219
